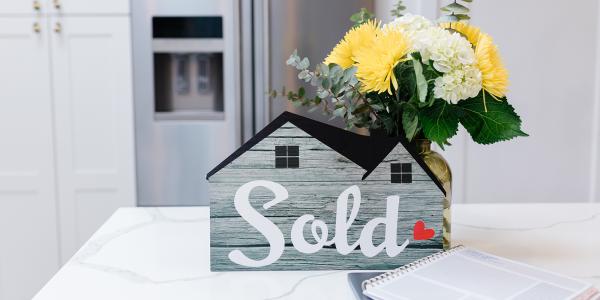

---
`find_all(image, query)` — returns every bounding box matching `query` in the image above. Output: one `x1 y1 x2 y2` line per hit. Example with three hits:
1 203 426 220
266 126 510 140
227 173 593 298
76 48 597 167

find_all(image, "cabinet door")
48 0 129 15
50 16 136 261
0 0 44 15
0 17 60 300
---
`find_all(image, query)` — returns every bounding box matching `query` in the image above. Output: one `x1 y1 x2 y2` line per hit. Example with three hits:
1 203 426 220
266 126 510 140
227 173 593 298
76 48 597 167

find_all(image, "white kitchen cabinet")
48 0 129 15
0 17 60 300
0 0 128 15
50 16 137 261
0 13 135 300
0 0 44 15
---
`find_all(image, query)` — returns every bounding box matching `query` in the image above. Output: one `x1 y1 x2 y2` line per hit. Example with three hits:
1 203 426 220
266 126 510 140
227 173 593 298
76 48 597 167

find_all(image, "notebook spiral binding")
362 245 465 291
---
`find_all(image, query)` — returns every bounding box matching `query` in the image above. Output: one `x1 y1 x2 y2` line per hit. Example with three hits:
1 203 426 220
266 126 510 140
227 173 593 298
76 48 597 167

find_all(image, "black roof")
206 111 445 195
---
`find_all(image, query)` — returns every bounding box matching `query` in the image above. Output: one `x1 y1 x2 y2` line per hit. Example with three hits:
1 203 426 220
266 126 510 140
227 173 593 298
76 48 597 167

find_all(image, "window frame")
275 145 299 168
390 162 412 183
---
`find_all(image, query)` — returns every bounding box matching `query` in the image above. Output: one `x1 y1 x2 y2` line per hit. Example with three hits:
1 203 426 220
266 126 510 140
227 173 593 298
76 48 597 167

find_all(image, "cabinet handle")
33 22 41 33
53 0 61 9
33 0 41 11
54 22 62 33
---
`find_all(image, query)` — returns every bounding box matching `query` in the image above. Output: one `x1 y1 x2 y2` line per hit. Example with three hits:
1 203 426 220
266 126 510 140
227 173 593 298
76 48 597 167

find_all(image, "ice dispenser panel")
152 17 224 120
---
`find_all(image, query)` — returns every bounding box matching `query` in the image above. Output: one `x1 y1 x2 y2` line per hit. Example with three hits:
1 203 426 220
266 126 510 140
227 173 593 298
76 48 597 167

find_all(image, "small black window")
275 146 299 168
391 163 412 183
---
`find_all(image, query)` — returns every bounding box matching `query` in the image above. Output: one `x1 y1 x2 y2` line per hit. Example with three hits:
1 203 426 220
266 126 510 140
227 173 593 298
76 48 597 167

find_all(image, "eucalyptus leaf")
310 75 319 86
439 0 472 22
331 82 341 96
317 63 329 76
297 57 310 70
286 52 298 66
298 70 310 80
454 14 471 20
442 2 469 13
333 106 346 117
390 0 407 18
350 8 374 27
321 77 331 89
330 65 343 82
342 66 357 83
316 88 329 98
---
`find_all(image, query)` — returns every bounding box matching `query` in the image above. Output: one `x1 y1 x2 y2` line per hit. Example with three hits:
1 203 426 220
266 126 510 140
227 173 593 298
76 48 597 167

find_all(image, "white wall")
376 0 600 203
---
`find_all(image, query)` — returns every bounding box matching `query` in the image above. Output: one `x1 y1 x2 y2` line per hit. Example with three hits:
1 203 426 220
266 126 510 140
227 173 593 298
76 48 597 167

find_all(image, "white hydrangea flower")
385 13 433 35
413 27 475 73
433 65 482 104
384 14 482 104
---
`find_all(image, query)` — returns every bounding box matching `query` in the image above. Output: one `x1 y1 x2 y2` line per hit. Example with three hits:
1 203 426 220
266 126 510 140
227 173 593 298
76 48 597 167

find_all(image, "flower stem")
482 90 488 112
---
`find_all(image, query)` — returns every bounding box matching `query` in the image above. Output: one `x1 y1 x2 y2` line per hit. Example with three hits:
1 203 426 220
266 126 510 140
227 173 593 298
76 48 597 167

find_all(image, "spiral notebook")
355 246 598 300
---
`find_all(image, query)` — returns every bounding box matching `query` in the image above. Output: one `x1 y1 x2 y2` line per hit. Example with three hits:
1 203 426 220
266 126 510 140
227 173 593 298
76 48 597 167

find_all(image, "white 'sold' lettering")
228 180 410 267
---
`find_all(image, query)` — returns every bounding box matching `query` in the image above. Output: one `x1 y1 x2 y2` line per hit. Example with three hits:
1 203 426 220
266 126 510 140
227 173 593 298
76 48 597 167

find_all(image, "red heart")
413 220 435 240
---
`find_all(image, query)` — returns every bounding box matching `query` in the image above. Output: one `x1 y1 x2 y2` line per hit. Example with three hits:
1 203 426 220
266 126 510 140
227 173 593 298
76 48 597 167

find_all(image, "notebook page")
364 247 593 300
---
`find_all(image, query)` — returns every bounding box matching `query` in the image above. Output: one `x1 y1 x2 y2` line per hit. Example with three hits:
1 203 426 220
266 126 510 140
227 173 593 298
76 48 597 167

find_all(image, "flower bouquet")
271 1 527 148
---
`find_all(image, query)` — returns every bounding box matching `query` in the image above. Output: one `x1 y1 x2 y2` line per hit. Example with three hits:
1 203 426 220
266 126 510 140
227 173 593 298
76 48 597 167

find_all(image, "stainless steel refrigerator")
133 0 373 206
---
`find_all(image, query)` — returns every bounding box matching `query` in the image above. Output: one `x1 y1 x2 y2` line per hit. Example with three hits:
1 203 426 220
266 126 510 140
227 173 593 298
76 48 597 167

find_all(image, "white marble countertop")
34 204 600 300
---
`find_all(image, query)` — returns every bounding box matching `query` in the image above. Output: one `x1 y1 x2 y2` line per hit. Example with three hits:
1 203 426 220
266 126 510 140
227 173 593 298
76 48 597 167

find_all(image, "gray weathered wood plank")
211 215 442 247
210 246 442 271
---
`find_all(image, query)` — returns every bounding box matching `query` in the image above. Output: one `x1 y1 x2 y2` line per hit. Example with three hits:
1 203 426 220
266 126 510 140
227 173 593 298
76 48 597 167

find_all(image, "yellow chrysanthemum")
475 33 509 98
442 22 509 98
440 22 481 46
355 27 411 94
324 20 381 69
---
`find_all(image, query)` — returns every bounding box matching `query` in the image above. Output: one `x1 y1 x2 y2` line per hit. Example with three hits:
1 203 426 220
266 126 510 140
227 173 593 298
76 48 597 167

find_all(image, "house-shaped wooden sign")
207 112 445 271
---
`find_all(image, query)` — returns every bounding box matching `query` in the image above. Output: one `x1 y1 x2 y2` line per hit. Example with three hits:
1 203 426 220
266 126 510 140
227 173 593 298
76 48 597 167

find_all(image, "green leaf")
321 77 331 89
454 14 471 20
350 8 373 27
298 70 310 81
286 49 299 66
333 106 346 117
390 0 407 18
342 66 357 83
417 87 435 108
297 57 310 70
402 104 419 141
330 64 343 79
317 63 329 76
316 88 329 98
412 59 428 103
370 103 384 111
353 103 370 114
419 99 460 148
457 92 528 144
441 2 469 14
308 106 319 113
393 61 417 103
